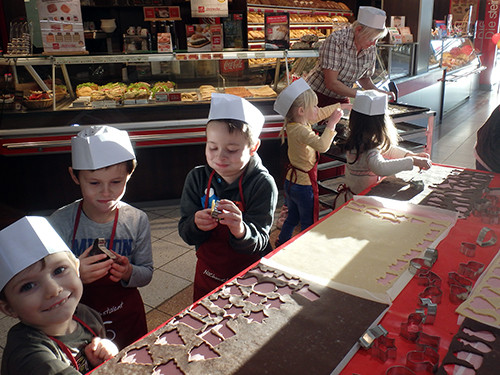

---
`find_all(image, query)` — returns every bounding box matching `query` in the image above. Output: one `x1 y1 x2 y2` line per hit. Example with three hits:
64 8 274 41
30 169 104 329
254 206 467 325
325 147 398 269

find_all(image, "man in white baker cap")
0 216 118 375
272 78 345 247
306 6 395 107
333 89 432 209
179 93 278 302
49 125 153 349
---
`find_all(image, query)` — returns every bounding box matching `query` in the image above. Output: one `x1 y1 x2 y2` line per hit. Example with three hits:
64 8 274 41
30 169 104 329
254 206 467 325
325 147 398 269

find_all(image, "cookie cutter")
448 271 473 291
406 347 439 373
415 269 442 287
476 227 497 247
449 284 470 304
481 207 500 225
416 332 440 351
418 286 442 304
385 366 416 375
458 260 484 280
211 199 222 219
400 313 423 341
416 297 437 324
460 242 477 257
473 198 492 216
408 248 438 274
371 335 397 362
359 324 388 349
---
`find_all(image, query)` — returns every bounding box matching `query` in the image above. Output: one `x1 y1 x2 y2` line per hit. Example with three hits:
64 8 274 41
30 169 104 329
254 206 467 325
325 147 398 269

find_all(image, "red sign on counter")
219 59 245 73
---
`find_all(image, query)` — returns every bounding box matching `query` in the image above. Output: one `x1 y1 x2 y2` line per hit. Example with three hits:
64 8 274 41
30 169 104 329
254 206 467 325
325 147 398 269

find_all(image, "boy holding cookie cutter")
49 126 153 349
179 94 278 302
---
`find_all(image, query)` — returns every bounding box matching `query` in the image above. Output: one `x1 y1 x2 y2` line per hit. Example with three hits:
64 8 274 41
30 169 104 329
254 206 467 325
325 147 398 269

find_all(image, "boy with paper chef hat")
179 93 278 302
0 216 118 375
273 78 348 247
333 90 432 208
49 125 153 350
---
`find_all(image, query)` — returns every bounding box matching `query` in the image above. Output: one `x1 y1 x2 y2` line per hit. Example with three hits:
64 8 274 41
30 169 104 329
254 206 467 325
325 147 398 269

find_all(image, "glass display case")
429 37 480 71
377 43 417 80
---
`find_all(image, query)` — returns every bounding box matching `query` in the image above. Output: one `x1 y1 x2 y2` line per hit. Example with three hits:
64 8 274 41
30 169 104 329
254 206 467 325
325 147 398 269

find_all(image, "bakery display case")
429 37 479 71
377 43 417 80
246 0 353 50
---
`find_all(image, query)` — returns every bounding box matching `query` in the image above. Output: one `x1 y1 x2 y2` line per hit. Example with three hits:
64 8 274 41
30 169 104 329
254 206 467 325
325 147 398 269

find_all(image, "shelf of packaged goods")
0 115 285 156
247 5 352 17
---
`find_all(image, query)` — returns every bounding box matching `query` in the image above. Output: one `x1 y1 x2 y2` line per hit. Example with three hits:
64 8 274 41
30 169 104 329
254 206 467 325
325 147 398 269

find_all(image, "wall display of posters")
143 6 181 21
190 0 228 18
265 13 289 50
186 24 212 52
37 0 86 54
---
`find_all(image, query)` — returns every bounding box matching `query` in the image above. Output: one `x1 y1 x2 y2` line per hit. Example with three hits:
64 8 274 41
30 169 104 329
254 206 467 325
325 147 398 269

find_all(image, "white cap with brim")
0 216 73 291
72 125 136 170
273 78 311 117
357 6 386 30
208 93 265 136
353 90 388 116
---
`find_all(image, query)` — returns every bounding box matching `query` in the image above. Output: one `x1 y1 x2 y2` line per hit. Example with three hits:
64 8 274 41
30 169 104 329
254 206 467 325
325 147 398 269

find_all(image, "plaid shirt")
306 27 377 100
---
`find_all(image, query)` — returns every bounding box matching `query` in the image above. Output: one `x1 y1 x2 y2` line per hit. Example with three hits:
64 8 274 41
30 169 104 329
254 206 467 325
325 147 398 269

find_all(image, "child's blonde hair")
281 89 318 143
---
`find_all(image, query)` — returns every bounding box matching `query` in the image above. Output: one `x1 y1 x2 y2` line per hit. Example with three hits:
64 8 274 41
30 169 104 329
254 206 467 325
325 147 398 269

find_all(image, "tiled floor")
0 88 498 362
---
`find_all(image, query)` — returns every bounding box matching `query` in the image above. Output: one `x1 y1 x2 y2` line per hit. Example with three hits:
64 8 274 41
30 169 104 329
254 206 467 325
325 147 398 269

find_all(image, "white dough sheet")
264 196 458 304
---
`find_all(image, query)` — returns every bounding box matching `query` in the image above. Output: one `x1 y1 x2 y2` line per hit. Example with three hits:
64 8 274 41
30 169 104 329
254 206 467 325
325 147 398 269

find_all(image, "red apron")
72 202 147 350
286 152 320 222
48 315 98 373
193 170 262 302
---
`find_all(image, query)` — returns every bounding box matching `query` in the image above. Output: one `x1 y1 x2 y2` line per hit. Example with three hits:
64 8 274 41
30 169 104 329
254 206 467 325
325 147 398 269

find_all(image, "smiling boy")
178 94 278 301
49 126 153 349
0 216 118 375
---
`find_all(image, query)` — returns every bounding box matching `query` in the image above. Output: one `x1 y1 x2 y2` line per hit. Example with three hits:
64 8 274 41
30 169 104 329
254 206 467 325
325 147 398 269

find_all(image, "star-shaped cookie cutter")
370 335 397 362
457 260 484 280
406 347 439 373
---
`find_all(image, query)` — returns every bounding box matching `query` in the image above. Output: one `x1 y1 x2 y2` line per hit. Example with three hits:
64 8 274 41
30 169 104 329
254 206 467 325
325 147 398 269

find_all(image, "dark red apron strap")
48 315 98 371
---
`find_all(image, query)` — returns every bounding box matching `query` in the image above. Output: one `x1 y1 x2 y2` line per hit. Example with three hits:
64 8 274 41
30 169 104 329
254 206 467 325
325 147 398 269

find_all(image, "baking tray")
388 103 430 118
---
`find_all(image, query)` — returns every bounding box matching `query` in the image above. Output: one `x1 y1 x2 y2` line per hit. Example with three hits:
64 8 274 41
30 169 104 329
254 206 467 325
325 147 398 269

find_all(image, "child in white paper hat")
0 216 118 375
49 125 153 349
335 90 432 208
178 93 278 302
273 78 349 247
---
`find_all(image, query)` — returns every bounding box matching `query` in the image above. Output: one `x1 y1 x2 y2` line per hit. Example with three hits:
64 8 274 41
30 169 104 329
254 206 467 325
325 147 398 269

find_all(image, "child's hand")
340 103 352 111
216 199 245 239
412 156 432 170
85 337 119 368
326 108 343 130
79 246 114 284
108 253 132 283
195 208 219 231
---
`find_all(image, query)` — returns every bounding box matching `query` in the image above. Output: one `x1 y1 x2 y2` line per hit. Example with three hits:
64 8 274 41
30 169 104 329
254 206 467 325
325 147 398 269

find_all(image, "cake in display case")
429 37 479 71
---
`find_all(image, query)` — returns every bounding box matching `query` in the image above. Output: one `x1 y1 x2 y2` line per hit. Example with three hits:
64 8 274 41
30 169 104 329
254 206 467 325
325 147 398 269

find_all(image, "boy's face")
206 121 258 184
70 162 131 219
0 252 82 334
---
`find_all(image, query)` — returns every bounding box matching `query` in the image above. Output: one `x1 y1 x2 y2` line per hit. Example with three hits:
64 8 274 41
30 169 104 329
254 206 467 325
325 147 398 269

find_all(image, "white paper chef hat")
353 90 388 116
71 125 135 170
0 216 73 291
208 93 265 136
357 6 386 30
273 78 311 117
